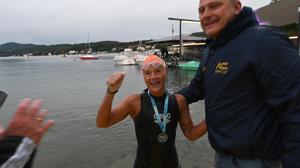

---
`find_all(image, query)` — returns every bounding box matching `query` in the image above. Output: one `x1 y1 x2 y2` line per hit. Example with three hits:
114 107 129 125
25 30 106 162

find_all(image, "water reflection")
167 69 197 93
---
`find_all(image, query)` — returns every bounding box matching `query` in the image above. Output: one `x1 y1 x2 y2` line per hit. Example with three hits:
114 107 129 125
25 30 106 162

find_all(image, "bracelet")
107 88 118 94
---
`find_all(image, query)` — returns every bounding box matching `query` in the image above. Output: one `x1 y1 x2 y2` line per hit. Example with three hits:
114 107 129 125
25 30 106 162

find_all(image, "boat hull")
114 55 137 65
80 56 99 60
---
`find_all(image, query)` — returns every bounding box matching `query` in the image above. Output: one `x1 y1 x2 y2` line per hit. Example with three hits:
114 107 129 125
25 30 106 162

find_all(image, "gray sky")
0 0 271 45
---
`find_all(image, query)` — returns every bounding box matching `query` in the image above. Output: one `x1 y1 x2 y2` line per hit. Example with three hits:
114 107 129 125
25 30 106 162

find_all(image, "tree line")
0 40 151 57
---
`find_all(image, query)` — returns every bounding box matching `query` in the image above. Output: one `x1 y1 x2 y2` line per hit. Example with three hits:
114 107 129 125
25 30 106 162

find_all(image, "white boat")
114 55 137 65
24 54 28 59
133 54 146 65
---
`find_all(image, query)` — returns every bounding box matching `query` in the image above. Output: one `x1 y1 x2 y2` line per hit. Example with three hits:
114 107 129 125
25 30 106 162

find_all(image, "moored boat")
80 55 99 60
133 54 146 65
114 55 137 65
178 61 200 71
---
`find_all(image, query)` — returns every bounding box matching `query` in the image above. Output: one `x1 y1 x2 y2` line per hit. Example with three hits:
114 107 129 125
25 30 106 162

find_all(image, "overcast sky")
0 0 271 45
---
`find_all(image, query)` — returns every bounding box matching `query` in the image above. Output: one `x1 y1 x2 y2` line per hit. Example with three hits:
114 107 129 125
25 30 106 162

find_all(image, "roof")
255 0 300 26
148 33 206 43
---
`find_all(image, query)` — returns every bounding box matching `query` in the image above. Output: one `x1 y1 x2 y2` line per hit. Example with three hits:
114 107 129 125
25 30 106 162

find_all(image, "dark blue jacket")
179 7 300 167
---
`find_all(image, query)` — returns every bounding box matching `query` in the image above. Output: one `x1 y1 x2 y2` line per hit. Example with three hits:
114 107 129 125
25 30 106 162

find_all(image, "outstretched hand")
0 98 54 144
106 71 126 93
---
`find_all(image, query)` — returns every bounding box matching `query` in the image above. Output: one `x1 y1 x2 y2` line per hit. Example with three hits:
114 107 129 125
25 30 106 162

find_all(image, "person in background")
96 55 207 168
0 90 54 168
179 0 300 167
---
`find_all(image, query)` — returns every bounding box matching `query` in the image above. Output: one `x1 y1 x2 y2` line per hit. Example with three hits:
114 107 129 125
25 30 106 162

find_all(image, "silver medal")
157 132 168 143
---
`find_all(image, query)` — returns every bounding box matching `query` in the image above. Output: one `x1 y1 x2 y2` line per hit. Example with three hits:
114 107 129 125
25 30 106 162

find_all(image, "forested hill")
0 40 150 56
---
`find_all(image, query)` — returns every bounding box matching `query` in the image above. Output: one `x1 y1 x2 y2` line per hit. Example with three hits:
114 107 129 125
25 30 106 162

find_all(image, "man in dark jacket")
0 90 54 168
179 0 300 167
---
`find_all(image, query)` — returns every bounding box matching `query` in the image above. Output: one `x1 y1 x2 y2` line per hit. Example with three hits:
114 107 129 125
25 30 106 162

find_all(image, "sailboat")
80 51 99 60
80 33 99 60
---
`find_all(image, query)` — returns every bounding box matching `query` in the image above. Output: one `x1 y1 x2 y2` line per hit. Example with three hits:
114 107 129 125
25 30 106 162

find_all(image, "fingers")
34 120 55 144
34 109 48 124
14 98 31 117
31 108 54 144
4 98 54 144
106 71 126 92
40 120 55 134
28 99 43 119
107 71 126 83
13 99 42 120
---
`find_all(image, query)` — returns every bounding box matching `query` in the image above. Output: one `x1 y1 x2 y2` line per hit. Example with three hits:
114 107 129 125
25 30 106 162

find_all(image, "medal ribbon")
147 90 169 133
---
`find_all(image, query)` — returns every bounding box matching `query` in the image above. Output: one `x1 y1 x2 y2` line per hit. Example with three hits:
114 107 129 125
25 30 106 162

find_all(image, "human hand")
106 71 126 93
1 98 54 144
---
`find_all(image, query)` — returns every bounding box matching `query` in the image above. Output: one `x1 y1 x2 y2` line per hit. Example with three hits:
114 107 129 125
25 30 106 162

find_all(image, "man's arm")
0 99 54 145
178 62 205 104
253 28 300 167
0 137 35 168
0 99 54 168
176 94 207 141
96 72 136 128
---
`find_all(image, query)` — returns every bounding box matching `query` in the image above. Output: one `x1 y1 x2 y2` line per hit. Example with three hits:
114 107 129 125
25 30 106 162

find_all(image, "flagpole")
172 24 174 37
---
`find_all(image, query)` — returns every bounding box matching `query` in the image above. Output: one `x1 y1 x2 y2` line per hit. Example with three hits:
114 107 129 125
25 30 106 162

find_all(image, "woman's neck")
148 90 165 98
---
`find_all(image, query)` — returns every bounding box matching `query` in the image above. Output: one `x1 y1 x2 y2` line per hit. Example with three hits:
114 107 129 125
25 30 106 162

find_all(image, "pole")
298 5 300 54
167 18 200 57
172 24 174 37
179 20 183 57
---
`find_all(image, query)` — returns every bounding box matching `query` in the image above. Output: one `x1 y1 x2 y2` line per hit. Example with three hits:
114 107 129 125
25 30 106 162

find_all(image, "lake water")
0 55 214 168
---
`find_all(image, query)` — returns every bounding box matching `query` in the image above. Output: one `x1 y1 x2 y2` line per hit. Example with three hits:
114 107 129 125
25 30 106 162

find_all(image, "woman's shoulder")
124 94 141 118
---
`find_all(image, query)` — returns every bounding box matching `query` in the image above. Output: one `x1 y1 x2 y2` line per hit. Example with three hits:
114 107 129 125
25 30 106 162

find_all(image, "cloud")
0 0 270 44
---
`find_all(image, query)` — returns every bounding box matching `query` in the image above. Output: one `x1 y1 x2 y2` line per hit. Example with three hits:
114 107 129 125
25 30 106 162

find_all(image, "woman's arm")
176 94 207 141
96 93 137 128
96 72 137 128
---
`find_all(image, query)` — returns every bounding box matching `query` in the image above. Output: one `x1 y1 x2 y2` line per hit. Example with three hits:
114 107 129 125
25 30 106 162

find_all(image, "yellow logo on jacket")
215 62 229 74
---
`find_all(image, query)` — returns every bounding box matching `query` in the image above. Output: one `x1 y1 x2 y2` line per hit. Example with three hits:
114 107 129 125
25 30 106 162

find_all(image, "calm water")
0 55 214 168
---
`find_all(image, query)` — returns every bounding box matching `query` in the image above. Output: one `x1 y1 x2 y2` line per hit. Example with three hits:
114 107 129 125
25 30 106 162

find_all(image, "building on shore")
148 32 206 61
255 0 300 48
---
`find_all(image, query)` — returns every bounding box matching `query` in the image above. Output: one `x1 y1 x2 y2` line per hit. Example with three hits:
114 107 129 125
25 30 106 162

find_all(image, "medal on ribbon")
148 90 169 143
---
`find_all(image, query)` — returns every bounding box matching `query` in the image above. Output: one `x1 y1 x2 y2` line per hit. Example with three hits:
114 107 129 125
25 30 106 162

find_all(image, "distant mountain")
0 42 60 56
0 40 153 57
0 31 208 57
0 42 41 51
190 32 207 37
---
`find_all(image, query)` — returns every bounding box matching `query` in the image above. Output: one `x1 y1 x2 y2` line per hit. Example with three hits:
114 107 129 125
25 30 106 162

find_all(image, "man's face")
142 64 167 97
198 0 241 39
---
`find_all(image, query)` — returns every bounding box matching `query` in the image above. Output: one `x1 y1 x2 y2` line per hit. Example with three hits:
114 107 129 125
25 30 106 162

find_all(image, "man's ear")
234 0 242 15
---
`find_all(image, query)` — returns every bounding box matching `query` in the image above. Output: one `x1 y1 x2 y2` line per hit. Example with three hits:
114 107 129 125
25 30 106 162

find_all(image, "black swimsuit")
133 90 180 168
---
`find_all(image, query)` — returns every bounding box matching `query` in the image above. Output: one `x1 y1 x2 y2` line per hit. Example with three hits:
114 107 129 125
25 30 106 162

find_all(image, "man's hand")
106 71 126 93
0 98 54 144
